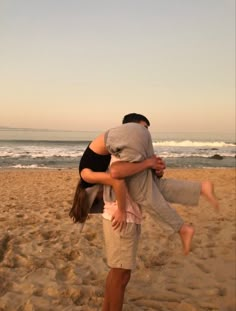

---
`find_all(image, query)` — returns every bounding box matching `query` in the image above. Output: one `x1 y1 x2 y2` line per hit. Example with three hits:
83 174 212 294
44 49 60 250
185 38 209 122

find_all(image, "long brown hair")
69 181 90 223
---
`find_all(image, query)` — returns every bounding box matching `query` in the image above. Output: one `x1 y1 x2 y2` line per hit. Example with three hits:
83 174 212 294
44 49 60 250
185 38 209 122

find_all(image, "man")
102 155 142 311
70 113 219 311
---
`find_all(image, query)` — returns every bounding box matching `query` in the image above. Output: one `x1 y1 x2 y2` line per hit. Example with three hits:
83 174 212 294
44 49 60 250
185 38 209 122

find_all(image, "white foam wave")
158 153 234 158
11 164 43 169
0 149 84 158
153 140 235 147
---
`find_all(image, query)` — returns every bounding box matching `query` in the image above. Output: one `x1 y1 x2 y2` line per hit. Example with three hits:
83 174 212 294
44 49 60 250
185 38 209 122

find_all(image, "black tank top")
79 146 111 188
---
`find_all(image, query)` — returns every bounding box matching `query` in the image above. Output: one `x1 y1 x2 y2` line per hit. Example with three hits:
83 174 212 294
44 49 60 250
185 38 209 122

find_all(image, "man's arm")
110 155 166 179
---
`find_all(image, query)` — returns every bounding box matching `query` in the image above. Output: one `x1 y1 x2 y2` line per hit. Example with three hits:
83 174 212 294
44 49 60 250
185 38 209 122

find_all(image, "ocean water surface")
0 128 235 169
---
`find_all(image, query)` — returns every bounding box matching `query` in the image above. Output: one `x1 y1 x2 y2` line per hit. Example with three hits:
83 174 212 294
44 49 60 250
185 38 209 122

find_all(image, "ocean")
0 128 235 169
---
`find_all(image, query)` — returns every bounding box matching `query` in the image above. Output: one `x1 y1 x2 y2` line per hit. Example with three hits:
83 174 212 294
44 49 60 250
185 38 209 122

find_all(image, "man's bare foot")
179 224 195 255
201 181 219 211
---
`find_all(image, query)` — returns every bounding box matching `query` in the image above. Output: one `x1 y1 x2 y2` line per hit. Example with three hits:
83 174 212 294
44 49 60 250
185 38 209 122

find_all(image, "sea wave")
1 151 235 159
0 137 235 169
158 152 235 158
153 140 235 147
10 164 53 169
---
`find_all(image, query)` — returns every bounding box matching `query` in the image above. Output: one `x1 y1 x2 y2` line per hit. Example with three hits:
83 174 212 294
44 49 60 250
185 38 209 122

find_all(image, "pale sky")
0 0 235 133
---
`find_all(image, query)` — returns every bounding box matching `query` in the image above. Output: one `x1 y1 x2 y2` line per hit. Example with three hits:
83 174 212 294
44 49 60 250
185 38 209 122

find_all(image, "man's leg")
102 219 140 309
102 268 131 311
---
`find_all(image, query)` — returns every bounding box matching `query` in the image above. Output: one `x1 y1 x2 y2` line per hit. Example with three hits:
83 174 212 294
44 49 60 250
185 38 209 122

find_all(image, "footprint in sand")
231 233 236 241
40 230 58 241
63 249 80 261
0 273 11 296
55 266 77 282
149 250 171 268
194 260 211 274
0 233 10 262
84 232 97 242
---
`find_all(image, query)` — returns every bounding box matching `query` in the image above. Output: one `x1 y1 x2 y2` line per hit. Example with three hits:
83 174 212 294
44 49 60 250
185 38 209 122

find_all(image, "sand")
0 168 235 311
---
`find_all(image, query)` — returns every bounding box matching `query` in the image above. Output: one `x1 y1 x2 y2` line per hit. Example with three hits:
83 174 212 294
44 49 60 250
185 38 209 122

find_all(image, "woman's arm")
80 169 127 230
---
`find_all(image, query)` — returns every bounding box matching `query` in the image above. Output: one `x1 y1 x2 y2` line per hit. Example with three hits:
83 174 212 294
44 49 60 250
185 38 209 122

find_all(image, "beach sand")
0 168 235 311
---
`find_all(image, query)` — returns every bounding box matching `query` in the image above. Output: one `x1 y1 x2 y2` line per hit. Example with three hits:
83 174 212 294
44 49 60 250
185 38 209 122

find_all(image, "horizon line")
0 126 235 135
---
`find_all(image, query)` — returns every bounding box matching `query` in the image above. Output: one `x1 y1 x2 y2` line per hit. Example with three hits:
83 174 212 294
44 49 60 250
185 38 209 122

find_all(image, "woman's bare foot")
201 181 219 211
179 224 195 255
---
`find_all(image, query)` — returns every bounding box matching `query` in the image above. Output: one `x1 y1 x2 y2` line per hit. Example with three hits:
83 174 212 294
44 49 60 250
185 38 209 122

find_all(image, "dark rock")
209 154 223 160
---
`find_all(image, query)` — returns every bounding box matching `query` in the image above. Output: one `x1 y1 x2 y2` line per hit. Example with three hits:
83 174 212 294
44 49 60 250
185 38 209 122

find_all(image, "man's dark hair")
122 113 150 126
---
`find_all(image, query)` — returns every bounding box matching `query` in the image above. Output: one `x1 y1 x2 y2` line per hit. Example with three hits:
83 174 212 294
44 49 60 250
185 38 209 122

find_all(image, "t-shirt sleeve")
104 123 154 161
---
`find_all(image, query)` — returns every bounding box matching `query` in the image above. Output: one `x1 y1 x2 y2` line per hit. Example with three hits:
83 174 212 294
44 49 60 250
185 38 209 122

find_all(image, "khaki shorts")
103 218 141 270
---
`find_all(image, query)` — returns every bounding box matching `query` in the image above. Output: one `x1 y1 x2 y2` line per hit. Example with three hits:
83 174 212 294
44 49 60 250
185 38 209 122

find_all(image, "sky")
0 0 235 133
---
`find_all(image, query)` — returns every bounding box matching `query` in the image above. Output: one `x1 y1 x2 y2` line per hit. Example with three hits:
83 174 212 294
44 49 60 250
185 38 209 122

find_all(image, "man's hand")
147 155 166 174
155 156 166 177
111 208 127 231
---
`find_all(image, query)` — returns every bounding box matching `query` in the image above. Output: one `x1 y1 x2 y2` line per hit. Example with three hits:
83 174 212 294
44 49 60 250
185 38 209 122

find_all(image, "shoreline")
0 166 235 171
